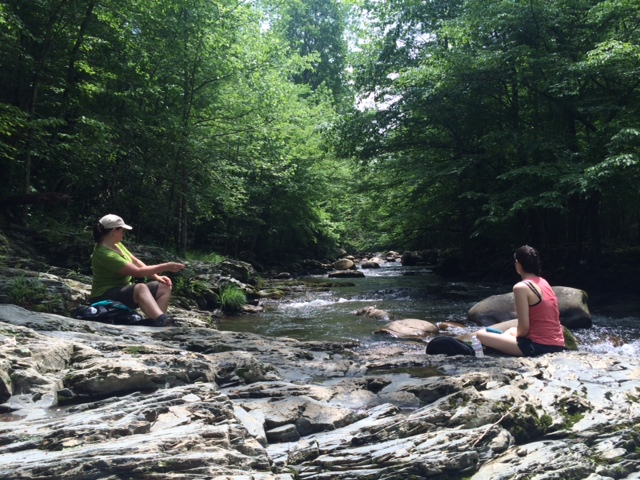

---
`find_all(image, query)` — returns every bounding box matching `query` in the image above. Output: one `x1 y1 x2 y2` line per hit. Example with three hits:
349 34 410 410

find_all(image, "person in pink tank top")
476 245 566 356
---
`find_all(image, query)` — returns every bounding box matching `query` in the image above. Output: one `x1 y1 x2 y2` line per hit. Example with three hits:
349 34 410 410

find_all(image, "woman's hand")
156 275 173 287
165 262 186 273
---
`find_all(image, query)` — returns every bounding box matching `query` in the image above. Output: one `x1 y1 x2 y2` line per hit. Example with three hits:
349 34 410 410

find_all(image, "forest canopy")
1 0 639 275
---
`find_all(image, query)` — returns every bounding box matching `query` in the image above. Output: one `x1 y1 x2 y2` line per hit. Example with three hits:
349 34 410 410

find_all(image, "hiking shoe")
152 314 174 327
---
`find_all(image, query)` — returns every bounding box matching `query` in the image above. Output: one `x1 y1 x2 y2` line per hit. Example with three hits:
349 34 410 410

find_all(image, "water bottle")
472 336 484 358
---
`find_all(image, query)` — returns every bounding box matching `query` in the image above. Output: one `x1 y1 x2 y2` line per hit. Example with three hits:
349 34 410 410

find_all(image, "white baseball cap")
99 214 132 230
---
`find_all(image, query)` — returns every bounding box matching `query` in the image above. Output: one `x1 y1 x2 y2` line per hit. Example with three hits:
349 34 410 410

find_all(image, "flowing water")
219 263 640 356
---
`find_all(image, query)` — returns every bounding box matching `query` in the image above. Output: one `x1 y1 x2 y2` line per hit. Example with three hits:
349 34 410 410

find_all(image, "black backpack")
426 336 475 356
73 300 145 325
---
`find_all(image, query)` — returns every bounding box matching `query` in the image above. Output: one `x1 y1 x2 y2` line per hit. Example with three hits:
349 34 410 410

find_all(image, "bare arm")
513 282 531 337
118 254 185 279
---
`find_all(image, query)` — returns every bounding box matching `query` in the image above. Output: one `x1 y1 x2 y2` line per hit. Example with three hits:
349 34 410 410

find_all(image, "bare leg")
476 329 524 356
133 283 163 319
154 283 172 313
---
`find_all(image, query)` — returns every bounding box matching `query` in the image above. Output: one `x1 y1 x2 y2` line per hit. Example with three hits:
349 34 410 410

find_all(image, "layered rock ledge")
1 304 639 479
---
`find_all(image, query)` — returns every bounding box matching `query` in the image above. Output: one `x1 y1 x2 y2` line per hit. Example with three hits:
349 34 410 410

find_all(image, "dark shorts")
517 337 566 357
89 281 160 309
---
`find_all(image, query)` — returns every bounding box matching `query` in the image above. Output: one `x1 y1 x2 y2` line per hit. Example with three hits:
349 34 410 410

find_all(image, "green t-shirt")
90 243 134 298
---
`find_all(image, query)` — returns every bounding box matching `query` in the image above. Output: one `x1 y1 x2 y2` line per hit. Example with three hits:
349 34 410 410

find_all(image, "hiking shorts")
517 336 566 357
89 281 160 309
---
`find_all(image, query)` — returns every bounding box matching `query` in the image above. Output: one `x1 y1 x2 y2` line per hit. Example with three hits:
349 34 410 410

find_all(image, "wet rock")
355 306 391 320
360 260 381 269
374 319 440 338
437 321 467 331
400 251 422 266
468 286 592 328
1 304 640 479
328 270 365 278
332 259 355 271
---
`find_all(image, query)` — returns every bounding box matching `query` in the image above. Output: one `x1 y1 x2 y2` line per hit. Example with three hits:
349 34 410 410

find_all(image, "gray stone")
468 285 591 328
374 318 439 338
1 304 640 479
267 423 301 442
332 258 355 271
328 270 365 278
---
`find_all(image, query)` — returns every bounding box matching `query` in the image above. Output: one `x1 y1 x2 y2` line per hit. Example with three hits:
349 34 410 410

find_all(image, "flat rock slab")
1 304 640 479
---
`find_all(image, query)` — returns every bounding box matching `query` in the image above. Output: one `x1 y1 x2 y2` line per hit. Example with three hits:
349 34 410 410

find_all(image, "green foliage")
3 0 640 270
173 271 210 299
275 0 349 104
502 404 553 444
0 0 351 261
340 0 640 263
5 275 50 311
218 283 247 313
186 251 226 265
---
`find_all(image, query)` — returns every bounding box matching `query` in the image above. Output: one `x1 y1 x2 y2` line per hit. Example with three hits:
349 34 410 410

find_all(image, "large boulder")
374 319 440 338
332 258 355 271
360 260 381 269
218 259 258 285
400 251 421 266
467 286 591 329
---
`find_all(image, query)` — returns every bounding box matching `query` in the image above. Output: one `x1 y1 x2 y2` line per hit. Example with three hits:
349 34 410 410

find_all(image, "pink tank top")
525 277 565 347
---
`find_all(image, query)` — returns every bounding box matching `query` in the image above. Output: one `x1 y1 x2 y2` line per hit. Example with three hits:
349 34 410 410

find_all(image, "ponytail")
92 222 110 243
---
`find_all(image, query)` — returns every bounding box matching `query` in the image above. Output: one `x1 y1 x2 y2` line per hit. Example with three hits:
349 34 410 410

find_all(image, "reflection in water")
218 263 640 356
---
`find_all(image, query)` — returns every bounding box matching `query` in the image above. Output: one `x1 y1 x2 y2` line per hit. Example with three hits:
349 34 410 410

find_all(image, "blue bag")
73 300 144 325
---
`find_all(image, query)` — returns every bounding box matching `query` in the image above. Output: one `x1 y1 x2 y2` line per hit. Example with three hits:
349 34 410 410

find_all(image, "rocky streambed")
1 303 640 480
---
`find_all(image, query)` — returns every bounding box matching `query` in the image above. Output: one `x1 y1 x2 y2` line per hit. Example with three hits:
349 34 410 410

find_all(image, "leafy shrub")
173 270 210 299
6 275 50 310
186 251 225 265
219 284 246 313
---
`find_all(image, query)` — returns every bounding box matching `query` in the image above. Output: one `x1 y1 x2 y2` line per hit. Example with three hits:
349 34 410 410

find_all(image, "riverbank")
1 304 640 479
2 227 640 478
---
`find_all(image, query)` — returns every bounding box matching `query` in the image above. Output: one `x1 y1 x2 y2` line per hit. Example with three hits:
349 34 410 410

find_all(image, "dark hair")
514 245 542 276
92 222 111 243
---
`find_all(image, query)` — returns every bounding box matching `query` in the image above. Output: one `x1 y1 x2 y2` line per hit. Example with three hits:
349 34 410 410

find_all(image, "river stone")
374 319 439 338
360 261 381 269
355 306 391 320
400 251 421 266
467 286 591 328
332 258 355 270
218 259 258 285
328 269 365 278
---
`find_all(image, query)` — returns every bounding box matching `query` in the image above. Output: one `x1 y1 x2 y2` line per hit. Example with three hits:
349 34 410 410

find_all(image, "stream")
219 263 640 356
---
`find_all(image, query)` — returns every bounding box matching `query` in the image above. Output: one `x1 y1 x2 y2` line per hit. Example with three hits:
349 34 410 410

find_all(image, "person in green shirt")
89 214 185 326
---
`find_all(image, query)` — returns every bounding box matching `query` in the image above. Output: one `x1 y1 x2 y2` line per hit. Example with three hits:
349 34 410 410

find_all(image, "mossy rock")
563 326 578 351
